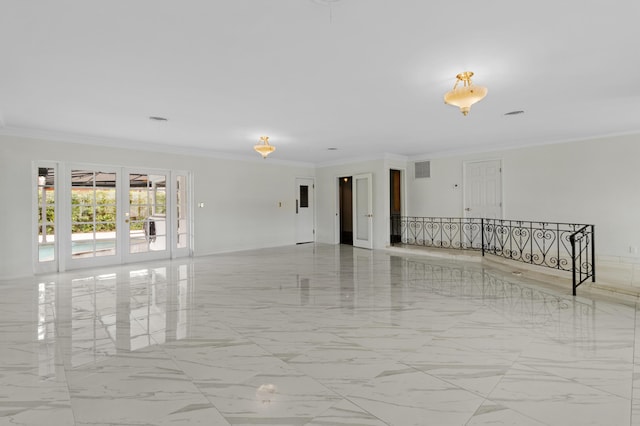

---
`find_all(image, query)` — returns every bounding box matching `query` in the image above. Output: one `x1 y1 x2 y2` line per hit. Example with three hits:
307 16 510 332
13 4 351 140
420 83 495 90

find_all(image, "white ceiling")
1 0 639 165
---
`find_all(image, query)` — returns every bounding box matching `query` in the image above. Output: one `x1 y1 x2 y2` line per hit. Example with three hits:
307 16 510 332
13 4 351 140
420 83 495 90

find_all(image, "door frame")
388 167 406 245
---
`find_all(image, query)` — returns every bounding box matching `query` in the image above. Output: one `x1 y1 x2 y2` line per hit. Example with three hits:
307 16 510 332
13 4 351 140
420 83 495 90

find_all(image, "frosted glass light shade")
443 71 488 116
254 136 275 158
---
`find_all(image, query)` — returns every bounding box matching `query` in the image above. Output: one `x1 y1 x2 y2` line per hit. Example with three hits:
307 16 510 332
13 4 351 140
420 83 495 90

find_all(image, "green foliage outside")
38 188 166 235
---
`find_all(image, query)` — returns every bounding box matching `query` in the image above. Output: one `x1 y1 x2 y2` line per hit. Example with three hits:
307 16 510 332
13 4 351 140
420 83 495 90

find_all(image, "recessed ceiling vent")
312 0 344 5
414 161 431 179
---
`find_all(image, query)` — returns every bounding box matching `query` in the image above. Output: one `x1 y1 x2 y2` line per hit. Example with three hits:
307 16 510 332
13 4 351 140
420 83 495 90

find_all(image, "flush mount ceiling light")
443 71 488 116
254 136 275 159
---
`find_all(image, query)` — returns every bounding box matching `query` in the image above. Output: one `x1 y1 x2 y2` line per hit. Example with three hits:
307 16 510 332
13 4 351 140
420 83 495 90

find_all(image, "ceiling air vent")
414 161 431 179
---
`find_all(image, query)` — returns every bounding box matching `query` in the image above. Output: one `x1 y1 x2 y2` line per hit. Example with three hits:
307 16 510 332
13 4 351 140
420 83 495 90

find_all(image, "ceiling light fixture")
443 71 488 116
254 136 275 159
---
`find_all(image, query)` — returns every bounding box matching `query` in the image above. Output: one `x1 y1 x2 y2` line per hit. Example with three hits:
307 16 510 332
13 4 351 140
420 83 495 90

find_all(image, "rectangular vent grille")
415 161 431 179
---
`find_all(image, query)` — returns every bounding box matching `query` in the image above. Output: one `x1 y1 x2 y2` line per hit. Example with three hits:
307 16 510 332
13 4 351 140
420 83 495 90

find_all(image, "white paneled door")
295 178 315 244
352 173 373 249
464 160 503 219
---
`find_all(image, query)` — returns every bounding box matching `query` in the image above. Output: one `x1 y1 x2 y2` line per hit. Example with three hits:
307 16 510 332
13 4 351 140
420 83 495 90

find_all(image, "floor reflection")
398 257 596 344
10 244 633 426
38 263 194 368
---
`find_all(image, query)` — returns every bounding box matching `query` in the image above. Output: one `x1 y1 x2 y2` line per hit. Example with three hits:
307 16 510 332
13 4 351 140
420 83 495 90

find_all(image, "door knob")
465 208 471 211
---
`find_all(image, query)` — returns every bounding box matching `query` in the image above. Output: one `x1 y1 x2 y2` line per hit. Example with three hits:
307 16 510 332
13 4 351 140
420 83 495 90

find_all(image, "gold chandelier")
443 71 488 116
254 136 275 159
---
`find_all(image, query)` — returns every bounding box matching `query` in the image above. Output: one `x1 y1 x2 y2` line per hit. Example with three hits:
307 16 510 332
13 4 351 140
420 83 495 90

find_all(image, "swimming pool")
39 239 117 261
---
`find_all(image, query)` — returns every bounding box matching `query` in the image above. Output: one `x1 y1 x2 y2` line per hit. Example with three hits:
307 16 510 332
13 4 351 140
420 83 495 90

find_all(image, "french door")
123 169 190 261
36 163 191 272
123 169 169 263
66 166 120 269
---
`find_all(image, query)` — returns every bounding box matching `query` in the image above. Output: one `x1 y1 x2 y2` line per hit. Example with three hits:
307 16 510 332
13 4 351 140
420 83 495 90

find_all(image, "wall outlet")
630 246 638 255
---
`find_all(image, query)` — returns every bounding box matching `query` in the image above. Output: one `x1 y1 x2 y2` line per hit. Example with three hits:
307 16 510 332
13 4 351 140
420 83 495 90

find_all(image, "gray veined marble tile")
65 348 228 425
487 362 630 425
466 401 548 426
4 243 640 425
0 367 74 426
286 346 412 395
304 399 388 426
195 372 341 424
402 338 515 397
516 335 634 399
342 367 485 426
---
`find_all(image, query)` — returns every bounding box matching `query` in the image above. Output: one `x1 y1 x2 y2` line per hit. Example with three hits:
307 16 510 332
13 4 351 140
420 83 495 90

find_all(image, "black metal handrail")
391 216 595 295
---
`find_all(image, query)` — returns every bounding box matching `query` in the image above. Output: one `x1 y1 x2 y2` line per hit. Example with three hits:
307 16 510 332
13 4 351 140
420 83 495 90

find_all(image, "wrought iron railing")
392 216 595 295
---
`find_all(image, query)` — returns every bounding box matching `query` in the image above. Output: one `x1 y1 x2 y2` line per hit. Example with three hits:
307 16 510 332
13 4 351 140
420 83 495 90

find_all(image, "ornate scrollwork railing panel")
393 216 595 295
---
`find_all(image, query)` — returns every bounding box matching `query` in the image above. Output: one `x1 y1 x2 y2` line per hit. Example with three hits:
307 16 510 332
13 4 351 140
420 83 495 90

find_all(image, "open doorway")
390 169 402 244
339 176 353 245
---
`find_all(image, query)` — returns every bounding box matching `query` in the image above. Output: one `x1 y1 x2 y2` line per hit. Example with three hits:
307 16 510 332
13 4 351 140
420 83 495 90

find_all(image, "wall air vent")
414 161 431 179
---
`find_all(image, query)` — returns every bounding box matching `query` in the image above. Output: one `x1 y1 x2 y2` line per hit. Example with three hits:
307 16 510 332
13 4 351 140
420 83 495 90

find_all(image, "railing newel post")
591 224 596 282
481 218 485 256
570 233 577 296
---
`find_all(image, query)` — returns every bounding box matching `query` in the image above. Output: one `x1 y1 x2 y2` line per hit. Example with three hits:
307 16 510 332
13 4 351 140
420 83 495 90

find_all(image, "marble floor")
2 243 640 425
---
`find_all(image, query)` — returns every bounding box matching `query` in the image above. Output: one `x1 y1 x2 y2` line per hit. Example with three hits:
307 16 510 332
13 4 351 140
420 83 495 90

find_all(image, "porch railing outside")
391 216 595 295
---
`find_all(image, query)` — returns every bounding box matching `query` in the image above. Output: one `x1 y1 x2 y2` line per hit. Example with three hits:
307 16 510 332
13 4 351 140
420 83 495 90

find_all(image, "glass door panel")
125 172 168 260
175 174 189 251
353 173 373 249
37 167 56 263
70 170 117 259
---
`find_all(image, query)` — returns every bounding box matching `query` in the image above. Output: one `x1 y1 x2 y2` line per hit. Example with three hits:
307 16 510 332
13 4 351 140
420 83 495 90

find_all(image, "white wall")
408 133 640 261
0 134 314 278
5 130 638 288
315 157 409 249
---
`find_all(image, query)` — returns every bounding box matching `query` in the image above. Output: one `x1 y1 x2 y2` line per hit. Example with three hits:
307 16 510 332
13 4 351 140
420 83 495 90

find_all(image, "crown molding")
409 130 640 162
316 152 409 168
0 125 315 168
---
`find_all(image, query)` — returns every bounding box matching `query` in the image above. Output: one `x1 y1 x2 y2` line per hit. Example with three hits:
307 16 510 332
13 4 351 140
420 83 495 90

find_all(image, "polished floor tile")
1 243 639 425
